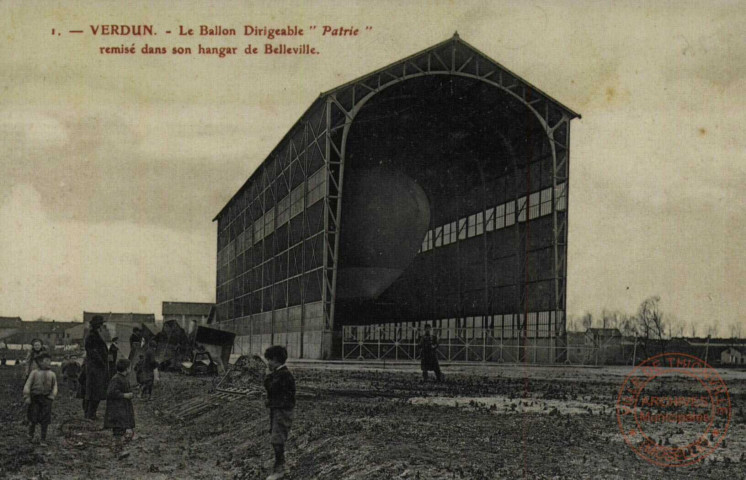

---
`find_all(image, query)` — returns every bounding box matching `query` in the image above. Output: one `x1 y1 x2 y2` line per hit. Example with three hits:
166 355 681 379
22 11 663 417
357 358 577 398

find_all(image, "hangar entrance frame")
321 34 575 362
214 34 578 361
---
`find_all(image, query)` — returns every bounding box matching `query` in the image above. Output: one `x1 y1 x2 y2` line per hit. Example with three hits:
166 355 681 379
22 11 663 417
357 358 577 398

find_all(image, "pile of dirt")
214 356 266 392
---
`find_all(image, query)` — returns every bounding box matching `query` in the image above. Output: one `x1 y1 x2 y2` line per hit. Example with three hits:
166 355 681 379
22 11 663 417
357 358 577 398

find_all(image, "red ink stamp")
616 352 731 467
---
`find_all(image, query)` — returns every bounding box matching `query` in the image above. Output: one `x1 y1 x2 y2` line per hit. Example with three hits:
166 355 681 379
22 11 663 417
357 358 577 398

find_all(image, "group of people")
19 316 441 478
21 315 159 455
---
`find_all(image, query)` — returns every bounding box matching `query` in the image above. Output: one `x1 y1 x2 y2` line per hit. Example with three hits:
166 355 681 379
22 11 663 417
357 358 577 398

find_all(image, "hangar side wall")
215 102 335 359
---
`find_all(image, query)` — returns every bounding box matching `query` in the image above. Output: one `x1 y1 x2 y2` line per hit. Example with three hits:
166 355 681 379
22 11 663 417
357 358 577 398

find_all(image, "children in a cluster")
262 345 296 480
104 358 135 456
23 352 57 445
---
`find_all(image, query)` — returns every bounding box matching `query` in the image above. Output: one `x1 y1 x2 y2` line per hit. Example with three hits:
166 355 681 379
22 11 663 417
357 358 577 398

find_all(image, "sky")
0 0 744 336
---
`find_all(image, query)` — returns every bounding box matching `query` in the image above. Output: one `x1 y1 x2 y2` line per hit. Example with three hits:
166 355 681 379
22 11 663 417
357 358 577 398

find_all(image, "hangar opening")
213 34 579 362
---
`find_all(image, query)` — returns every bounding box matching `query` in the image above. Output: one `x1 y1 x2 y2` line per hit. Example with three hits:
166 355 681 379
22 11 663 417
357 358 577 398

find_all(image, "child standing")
24 338 47 378
104 358 135 456
61 355 82 397
23 352 57 445
262 346 296 480
134 354 145 395
138 342 157 400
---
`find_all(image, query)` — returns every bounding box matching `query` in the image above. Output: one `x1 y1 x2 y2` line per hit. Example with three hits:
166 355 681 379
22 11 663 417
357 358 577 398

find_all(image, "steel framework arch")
319 34 576 361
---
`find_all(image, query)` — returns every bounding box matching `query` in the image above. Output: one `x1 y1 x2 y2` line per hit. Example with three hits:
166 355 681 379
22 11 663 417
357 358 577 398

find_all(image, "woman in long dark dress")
84 315 109 420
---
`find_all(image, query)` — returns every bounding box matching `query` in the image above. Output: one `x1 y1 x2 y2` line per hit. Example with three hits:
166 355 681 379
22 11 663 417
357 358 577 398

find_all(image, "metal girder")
319 42 572 358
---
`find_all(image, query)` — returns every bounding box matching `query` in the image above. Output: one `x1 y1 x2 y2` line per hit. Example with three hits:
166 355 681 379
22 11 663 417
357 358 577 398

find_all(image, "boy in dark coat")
105 358 135 456
23 352 57 445
261 345 296 480
84 315 109 420
418 324 443 382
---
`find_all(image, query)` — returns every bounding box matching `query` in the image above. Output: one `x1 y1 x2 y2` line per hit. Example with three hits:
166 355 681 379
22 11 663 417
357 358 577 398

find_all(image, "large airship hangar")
213 34 580 362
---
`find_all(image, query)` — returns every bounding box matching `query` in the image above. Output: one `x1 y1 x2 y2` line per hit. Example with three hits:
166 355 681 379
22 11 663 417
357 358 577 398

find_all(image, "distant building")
162 302 214 334
2 320 80 347
0 316 23 345
65 323 87 344
720 347 745 366
83 312 155 326
566 331 588 364
0 316 23 327
584 328 628 364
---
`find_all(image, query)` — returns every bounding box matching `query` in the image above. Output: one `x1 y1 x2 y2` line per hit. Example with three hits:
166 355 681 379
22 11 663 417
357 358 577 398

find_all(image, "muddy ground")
0 362 744 479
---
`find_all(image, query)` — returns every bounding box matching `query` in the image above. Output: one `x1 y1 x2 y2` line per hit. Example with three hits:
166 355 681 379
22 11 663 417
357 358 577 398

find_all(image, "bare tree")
633 295 669 357
705 324 719 339
729 321 744 339
602 309 636 337
668 314 685 339
581 312 593 331
566 315 582 333
686 321 698 338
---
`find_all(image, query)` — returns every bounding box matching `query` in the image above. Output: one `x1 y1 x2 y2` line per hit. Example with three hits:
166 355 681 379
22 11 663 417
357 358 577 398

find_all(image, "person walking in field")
105 359 136 457
259 346 296 480
84 315 109 420
418 324 443 382
23 352 57 445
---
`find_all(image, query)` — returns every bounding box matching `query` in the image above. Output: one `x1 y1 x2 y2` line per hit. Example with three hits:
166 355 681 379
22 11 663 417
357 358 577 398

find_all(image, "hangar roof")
214 33 580 222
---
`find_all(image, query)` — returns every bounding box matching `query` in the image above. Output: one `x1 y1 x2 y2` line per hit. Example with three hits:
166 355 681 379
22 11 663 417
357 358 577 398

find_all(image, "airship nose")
337 167 431 299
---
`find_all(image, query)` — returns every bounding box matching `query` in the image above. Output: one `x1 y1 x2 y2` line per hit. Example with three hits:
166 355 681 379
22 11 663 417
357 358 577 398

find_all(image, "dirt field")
0 362 744 479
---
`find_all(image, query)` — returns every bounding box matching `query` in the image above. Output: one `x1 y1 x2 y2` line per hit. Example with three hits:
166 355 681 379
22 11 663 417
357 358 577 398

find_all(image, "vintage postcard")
1 1 743 478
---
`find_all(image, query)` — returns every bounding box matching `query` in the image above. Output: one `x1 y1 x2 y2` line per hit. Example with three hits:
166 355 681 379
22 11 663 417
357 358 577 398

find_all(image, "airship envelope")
337 167 431 299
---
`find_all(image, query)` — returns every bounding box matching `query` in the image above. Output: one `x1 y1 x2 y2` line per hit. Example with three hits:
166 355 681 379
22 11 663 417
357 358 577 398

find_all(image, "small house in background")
721 347 745 366
83 312 156 326
0 317 23 346
162 302 215 335
65 323 87 345
3 320 80 347
585 328 622 348
585 328 626 364
566 331 588 364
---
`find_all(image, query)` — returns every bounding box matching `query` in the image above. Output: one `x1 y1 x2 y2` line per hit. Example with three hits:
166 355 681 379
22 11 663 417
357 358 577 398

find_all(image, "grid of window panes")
216 152 327 322
342 311 560 342
421 182 566 252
